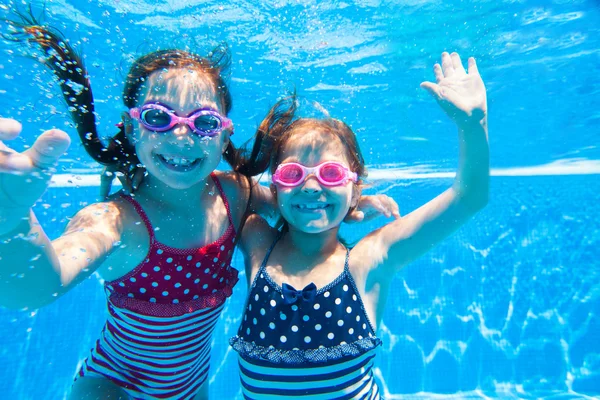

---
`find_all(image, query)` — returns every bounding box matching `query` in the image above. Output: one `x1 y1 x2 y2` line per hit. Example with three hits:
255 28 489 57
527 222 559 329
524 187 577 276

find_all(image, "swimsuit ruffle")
229 335 381 365
108 268 239 317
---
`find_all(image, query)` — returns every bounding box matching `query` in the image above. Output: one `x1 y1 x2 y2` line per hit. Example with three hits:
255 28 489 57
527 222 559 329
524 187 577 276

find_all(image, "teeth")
160 155 197 167
297 203 329 210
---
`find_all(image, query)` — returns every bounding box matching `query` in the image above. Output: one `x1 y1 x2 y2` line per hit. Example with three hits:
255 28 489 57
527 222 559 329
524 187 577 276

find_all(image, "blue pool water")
1 0 599 399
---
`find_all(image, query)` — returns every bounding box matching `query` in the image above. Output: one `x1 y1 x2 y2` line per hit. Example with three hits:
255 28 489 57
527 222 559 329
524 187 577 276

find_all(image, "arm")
359 52 489 277
1 203 123 309
248 180 278 220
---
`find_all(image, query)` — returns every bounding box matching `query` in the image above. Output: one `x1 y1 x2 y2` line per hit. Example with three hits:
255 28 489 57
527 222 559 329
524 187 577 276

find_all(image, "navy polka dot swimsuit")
230 234 382 399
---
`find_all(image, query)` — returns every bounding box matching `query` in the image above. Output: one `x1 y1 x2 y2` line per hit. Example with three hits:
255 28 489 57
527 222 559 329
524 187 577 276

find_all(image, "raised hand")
345 194 400 223
0 118 70 233
420 52 487 128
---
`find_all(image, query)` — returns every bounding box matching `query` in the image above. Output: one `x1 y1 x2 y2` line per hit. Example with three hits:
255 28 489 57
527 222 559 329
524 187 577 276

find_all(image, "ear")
350 183 361 208
221 132 231 154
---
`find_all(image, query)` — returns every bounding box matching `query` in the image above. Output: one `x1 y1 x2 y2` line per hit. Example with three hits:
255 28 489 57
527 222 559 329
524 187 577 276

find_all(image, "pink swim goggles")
129 103 233 137
272 161 358 187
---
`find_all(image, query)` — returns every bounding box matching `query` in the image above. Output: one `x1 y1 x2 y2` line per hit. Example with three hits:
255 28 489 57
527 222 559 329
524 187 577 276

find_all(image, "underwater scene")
0 0 599 399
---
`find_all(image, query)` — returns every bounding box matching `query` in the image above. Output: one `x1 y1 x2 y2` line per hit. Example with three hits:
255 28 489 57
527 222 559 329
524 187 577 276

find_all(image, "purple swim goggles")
129 103 233 137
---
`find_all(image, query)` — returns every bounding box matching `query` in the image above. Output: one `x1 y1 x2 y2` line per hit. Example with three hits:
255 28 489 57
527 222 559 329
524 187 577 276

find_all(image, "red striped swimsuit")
77 173 239 399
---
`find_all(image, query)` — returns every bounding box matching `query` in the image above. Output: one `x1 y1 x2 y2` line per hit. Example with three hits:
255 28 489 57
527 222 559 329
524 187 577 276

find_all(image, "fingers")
0 118 22 141
122 112 134 136
344 210 365 224
468 57 479 75
451 52 466 75
368 197 389 218
378 197 392 218
118 175 133 194
433 52 471 81
364 195 392 219
383 195 401 219
441 52 454 77
100 168 114 199
420 81 442 101
433 63 444 83
23 129 71 170
0 150 31 173
132 167 145 191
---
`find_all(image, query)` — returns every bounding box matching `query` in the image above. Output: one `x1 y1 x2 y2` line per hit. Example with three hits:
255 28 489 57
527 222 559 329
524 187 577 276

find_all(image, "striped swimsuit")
230 237 382 399
78 173 239 400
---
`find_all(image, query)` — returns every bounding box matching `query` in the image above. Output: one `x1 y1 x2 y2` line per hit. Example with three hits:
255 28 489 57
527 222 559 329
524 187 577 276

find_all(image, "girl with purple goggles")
129 102 233 137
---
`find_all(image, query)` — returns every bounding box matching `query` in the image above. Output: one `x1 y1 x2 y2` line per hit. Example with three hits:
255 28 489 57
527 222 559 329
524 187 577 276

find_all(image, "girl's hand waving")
420 52 487 128
0 118 70 234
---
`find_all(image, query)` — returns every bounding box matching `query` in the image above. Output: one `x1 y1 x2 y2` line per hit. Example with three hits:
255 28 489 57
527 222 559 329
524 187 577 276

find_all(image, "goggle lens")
193 114 220 131
141 108 171 128
320 163 345 182
278 164 304 184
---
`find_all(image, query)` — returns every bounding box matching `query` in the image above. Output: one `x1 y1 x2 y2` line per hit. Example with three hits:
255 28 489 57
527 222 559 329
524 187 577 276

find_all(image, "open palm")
421 52 487 127
0 118 70 210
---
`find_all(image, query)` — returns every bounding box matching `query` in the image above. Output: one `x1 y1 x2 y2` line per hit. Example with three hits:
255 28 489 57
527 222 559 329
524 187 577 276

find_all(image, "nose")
172 123 192 137
167 124 195 146
301 174 322 194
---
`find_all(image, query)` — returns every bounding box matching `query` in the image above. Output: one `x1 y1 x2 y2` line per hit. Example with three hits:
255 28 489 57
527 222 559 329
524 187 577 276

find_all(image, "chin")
148 170 206 190
290 221 336 234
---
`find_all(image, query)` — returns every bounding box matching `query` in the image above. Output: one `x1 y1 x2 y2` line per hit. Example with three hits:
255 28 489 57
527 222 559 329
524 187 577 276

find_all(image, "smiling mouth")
157 154 202 171
293 203 331 212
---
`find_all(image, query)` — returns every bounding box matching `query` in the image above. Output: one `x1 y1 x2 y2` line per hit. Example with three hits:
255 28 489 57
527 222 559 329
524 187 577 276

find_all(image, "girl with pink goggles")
272 161 358 187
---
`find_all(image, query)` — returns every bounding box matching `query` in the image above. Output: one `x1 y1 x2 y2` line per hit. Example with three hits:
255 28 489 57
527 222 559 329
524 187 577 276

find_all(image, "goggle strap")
129 108 140 119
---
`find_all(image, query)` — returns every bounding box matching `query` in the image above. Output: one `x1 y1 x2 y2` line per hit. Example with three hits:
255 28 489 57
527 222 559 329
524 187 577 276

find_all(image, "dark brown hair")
6 11 245 178
244 93 366 182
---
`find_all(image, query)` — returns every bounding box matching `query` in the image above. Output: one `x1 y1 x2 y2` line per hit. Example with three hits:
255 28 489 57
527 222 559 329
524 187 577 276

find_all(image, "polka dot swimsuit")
78 173 240 400
106 174 238 316
230 234 382 399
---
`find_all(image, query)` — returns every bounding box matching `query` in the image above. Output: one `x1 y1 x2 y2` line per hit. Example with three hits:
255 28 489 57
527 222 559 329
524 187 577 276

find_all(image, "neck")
284 224 342 259
136 174 212 209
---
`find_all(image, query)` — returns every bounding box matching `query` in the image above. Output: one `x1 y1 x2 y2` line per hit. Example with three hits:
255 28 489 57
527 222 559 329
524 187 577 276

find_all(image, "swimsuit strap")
121 194 155 242
343 246 351 273
257 230 284 275
210 172 235 229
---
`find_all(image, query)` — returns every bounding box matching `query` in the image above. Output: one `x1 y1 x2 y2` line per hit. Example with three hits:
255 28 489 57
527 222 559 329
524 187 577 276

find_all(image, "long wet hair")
242 93 367 232
5 10 252 179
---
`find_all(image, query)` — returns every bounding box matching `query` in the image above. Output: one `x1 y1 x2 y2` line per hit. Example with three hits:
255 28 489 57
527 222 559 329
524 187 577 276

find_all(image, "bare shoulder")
214 170 251 202
213 170 253 225
214 170 250 192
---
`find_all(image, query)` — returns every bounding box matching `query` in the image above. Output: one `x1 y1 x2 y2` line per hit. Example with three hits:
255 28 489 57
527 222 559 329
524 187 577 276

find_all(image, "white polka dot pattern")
231 241 382 400
106 185 239 316
236 256 375 351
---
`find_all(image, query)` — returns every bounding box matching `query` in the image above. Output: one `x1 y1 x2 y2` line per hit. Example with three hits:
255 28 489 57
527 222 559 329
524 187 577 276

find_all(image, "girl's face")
131 68 230 190
275 130 357 234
